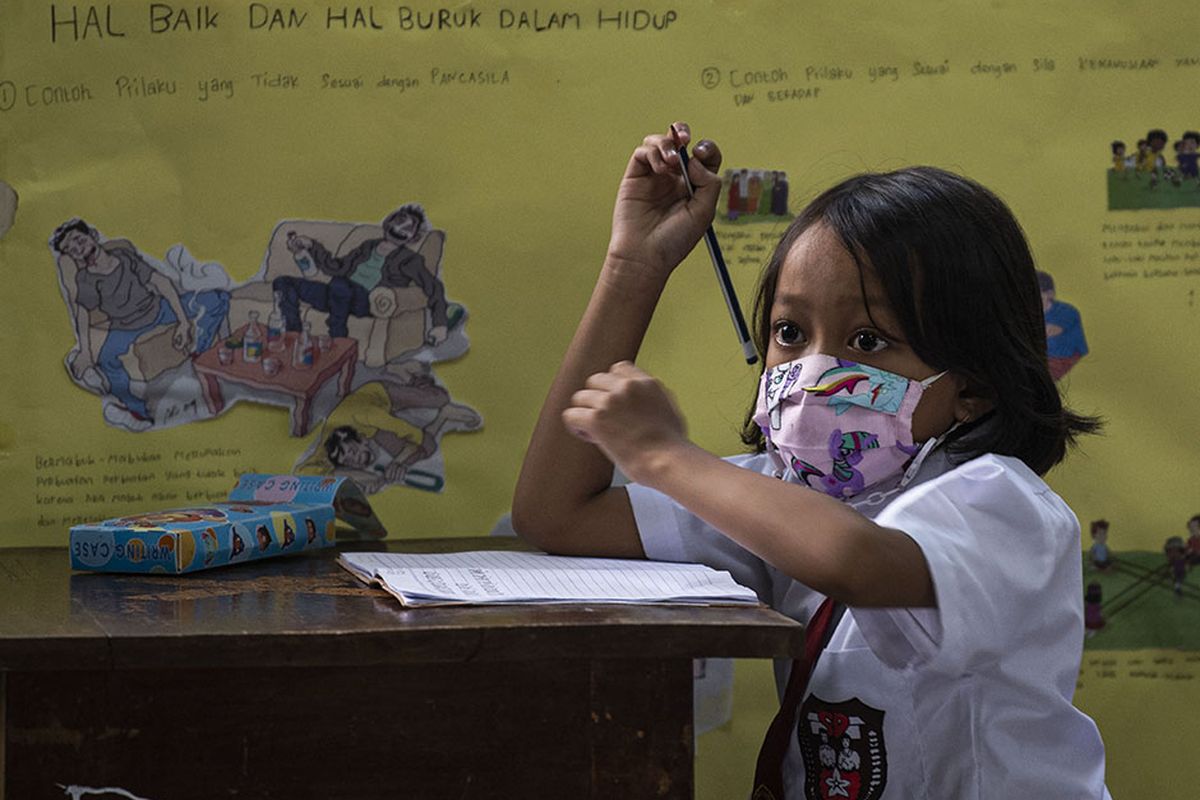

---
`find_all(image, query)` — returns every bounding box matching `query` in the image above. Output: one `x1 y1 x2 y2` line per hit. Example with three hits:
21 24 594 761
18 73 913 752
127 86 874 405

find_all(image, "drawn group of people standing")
724 168 790 219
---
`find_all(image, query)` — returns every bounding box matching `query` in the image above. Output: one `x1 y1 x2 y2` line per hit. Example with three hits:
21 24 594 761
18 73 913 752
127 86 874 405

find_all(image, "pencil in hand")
670 124 758 365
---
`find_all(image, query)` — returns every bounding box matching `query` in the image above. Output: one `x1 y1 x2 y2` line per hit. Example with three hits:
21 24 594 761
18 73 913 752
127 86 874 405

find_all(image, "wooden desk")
1 539 802 799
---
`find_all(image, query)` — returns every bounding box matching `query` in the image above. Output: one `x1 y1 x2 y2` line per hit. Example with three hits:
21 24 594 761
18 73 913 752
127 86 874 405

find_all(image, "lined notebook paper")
338 550 760 607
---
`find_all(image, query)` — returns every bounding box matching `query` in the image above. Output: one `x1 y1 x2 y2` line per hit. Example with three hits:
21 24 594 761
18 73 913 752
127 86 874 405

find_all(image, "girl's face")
767 222 966 443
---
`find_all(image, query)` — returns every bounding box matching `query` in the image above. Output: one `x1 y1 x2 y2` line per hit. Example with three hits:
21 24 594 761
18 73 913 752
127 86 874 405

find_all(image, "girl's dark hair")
740 166 1101 476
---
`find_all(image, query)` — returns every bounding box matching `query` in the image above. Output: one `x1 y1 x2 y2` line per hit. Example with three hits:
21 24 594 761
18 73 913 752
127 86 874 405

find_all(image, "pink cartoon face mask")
752 354 946 499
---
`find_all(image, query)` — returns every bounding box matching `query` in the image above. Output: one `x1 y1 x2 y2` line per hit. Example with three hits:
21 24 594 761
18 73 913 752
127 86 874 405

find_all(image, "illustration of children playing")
295 359 481 494
50 218 230 431
1088 519 1112 571
1145 128 1170 188
1107 128 1200 209
1133 138 1155 178
1177 132 1200 185
1185 514 1200 567
1110 141 1129 179
1084 582 1105 635
1165 536 1188 596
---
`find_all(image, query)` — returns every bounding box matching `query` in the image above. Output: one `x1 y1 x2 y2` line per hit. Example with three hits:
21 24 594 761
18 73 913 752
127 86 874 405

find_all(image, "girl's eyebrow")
773 288 863 307
772 286 892 313
868 318 907 343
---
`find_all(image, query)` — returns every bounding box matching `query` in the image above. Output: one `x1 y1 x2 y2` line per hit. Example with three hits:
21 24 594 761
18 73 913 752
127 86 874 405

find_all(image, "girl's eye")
773 321 804 347
851 330 889 353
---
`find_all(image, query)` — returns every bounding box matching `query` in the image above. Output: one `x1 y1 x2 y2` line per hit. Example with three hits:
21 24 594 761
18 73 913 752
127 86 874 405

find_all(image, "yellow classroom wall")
3 2 1198 797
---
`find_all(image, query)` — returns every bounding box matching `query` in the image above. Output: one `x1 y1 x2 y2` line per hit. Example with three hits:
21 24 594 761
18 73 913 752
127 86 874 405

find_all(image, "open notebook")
338 550 761 607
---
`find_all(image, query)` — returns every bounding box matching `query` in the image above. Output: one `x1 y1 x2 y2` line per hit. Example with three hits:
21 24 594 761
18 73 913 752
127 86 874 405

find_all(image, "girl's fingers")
631 123 710 173
561 408 595 441
636 141 678 176
569 388 609 409
691 139 723 180
572 363 650 416
583 361 641 389
608 360 647 379
582 370 619 391
644 144 671 174
629 124 717 185
626 137 668 180
643 130 681 157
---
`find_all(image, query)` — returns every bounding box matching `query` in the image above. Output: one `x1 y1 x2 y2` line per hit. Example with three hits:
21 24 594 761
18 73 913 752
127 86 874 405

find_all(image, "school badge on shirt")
797 696 887 800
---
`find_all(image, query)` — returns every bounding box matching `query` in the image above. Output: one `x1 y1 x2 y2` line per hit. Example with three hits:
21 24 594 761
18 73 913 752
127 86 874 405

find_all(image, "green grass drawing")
1083 550 1200 650
1107 170 1200 210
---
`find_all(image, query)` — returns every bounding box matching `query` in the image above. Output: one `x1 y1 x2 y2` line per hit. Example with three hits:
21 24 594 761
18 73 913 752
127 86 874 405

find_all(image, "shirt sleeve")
852 454 1083 676
626 455 776 604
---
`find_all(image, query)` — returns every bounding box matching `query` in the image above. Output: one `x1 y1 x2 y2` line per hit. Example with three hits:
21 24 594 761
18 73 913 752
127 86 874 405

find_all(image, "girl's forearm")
514 123 721 555
640 441 936 607
512 256 668 547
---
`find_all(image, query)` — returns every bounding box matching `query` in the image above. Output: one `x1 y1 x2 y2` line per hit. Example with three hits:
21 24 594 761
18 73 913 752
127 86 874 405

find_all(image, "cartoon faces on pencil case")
201 527 220 565
106 507 228 528
281 517 296 548
255 523 275 551
230 524 250 559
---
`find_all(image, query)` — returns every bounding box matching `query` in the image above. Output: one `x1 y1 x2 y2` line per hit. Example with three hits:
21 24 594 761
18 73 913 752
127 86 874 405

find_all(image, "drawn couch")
227 221 444 368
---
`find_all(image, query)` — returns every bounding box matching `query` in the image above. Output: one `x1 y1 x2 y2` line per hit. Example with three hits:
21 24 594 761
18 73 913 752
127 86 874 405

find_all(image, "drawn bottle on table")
267 291 286 353
243 310 264 364
293 321 314 370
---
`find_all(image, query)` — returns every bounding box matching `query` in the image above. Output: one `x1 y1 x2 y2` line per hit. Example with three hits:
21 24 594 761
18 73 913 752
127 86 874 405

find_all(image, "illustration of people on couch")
50 218 231 431
271 203 463 356
47 205 476 487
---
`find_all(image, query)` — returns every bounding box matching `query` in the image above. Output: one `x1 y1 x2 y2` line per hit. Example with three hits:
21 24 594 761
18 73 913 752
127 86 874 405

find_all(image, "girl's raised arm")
512 123 722 557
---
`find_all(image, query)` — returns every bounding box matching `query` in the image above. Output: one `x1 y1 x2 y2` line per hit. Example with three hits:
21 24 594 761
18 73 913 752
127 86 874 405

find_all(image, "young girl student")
512 122 1110 798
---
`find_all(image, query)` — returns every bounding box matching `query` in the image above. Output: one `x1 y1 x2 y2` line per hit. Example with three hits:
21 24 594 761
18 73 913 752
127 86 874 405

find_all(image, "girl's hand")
562 361 694 486
606 122 723 280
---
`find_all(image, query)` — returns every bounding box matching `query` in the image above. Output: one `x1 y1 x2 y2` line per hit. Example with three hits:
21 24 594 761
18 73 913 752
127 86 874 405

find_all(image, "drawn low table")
192 325 357 436
0 538 803 799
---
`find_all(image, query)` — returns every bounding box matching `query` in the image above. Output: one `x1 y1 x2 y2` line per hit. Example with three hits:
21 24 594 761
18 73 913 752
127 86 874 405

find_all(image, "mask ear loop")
899 420 962 488
767 444 790 480
896 371 954 487
918 370 948 388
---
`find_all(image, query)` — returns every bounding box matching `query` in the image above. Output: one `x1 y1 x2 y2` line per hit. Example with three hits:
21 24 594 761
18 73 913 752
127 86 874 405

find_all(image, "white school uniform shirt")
627 449 1111 800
